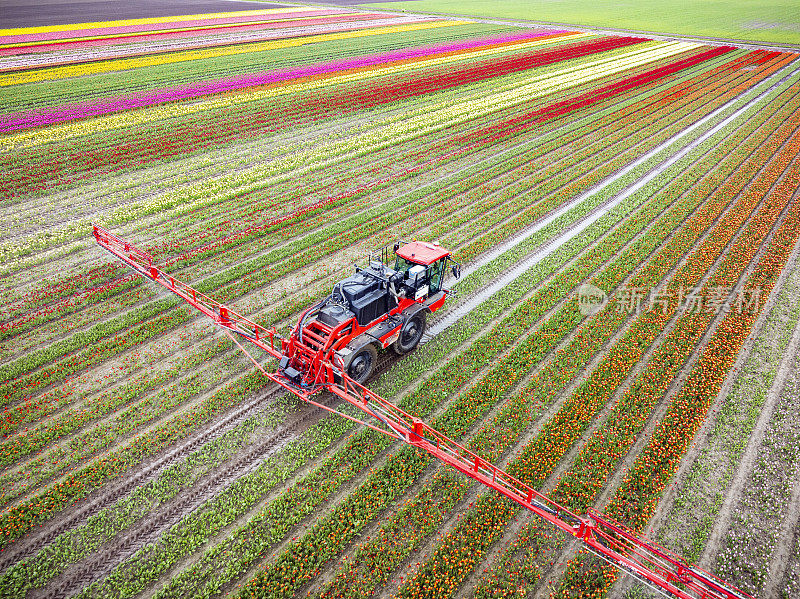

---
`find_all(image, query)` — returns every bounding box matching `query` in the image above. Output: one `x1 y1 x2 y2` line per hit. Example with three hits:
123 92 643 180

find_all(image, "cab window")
428 259 444 293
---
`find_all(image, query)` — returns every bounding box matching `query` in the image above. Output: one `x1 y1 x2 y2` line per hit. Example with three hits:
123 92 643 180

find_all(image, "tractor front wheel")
346 343 378 384
392 312 426 355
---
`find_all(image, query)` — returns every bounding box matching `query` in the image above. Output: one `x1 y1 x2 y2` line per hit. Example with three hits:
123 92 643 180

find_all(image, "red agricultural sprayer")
94 223 753 599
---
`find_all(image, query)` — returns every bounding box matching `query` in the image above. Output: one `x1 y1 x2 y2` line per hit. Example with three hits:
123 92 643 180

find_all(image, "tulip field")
2 3 800 598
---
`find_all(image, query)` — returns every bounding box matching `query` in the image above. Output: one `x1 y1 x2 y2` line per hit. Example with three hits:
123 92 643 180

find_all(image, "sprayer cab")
392 240 461 301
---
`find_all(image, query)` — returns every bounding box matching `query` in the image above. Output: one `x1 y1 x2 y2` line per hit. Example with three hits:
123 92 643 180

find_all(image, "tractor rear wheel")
392 312 426 355
345 343 378 384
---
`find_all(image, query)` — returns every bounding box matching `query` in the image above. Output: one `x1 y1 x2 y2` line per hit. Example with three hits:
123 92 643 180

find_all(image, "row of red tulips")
2 42 744 334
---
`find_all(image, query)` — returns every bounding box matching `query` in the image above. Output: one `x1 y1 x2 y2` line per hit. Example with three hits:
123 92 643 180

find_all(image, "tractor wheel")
345 343 378 384
392 312 426 355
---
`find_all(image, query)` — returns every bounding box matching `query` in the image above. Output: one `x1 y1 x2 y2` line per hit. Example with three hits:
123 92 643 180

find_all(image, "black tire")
392 312 426 355
346 343 378 384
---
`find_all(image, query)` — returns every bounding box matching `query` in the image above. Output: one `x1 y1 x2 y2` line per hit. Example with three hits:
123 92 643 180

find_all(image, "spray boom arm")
93 224 754 599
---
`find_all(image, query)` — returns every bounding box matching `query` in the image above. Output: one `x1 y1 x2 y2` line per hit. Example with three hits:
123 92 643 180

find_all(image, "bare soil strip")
698 310 800 568
775 485 800 599
0 383 285 570
756 370 800 599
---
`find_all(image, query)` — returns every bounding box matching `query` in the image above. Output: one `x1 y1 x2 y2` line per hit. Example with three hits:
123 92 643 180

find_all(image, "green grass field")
361 0 800 45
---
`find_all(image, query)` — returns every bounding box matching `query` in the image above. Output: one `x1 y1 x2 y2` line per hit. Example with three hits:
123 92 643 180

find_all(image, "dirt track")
0 0 290 28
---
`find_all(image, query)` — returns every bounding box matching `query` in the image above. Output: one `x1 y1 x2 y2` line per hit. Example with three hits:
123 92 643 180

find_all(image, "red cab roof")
395 240 450 266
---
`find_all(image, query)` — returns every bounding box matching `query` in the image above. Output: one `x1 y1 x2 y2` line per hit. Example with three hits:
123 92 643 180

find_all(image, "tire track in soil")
533 116 800 597
770 421 800 599
31 390 341 599
422 55 791 341
780 534 800 599
0 383 288 572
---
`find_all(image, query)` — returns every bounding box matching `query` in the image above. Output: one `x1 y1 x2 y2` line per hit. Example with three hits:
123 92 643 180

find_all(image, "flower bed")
2 15 799 597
